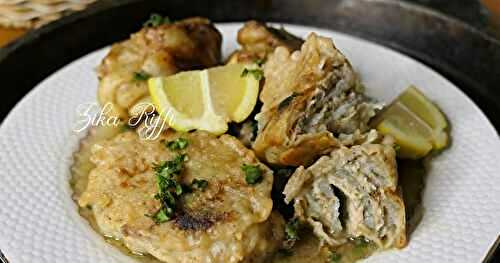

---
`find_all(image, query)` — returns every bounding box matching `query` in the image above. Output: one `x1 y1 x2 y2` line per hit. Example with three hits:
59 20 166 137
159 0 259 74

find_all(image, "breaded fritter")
283 143 406 249
227 22 303 147
227 20 303 64
78 131 283 262
97 17 222 119
253 33 381 166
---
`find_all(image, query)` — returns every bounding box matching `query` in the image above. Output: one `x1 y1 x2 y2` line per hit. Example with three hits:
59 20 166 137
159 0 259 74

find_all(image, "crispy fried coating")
253 33 381 166
227 20 303 64
97 17 222 119
284 143 406 249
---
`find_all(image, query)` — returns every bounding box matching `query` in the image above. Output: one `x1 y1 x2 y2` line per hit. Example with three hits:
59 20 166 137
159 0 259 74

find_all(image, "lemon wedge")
398 86 448 149
148 64 260 135
373 86 449 159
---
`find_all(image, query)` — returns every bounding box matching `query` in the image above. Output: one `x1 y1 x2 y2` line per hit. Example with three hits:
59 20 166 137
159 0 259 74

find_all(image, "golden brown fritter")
97 17 222 119
78 131 283 263
253 33 381 166
283 143 406 249
227 20 303 64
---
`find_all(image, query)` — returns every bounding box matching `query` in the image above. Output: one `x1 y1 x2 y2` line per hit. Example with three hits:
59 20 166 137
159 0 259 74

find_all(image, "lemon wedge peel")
374 86 449 159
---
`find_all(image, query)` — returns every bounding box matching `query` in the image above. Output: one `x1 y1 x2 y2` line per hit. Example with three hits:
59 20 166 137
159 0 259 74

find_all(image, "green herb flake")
149 154 187 224
329 251 342 263
285 218 300 241
148 209 170 224
166 137 189 151
143 13 171 27
393 144 401 153
278 92 299 111
191 179 208 190
241 164 263 185
175 183 184 196
254 58 266 66
250 120 258 140
133 71 151 81
241 68 264 81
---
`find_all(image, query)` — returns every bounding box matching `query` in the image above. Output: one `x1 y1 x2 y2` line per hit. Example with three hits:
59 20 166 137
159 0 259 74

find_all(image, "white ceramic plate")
0 23 499 263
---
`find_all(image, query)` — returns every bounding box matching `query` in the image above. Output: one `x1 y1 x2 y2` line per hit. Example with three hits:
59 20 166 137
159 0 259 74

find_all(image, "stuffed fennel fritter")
283 142 406 249
227 20 303 65
253 33 381 166
227 21 303 148
97 17 222 119
78 131 283 263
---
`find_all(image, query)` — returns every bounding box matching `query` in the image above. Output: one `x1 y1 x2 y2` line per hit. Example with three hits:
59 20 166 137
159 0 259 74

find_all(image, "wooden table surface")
0 27 26 47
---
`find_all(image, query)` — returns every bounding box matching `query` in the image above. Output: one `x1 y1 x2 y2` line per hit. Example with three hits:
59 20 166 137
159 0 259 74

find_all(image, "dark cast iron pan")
0 0 498 261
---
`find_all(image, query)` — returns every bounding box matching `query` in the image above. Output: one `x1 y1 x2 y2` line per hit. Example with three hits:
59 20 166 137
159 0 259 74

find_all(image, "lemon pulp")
148 64 260 135
373 86 449 159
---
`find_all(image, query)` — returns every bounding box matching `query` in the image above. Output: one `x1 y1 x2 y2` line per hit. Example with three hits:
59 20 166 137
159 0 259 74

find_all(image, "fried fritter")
78 131 283 263
283 143 406 249
227 20 303 64
253 33 381 166
97 17 222 119
227 22 302 147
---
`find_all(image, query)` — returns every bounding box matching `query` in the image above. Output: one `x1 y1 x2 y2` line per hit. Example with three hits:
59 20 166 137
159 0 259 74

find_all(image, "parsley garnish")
254 58 266 66
241 164 263 185
329 251 342 263
191 179 208 190
278 92 299 111
149 154 187 224
285 218 300 241
143 13 171 27
250 120 258 141
149 209 170 224
283 218 301 249
241 68 264 81
148 154 207 224
166 138 189 151
133 71 151 81
393 144 401 153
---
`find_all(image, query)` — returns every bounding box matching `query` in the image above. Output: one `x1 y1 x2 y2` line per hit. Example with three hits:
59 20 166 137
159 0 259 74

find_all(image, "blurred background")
0 0 499 47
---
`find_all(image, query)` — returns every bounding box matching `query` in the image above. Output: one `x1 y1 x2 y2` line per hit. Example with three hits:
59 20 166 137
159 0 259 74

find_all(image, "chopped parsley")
148 154 207 224
149 154 187 224
143 13 171 27
285 218 300 241
278 92 299 111
283 218 301 249
393 144 401 153
150 209 170 224
241 164 263 185
133 71 151 81
329 251 342 263
250 120 258 140
191 179 208 190
241 68 264 81
166 137 189 151
254 58 266 66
